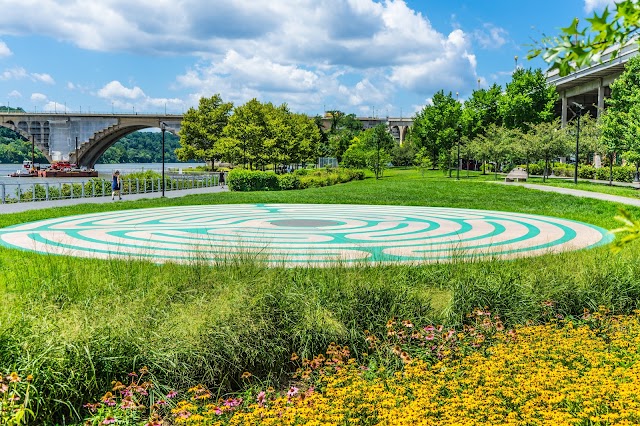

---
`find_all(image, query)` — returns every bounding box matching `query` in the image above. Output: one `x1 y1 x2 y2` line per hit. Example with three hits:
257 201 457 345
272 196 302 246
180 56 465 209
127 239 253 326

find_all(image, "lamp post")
455 91 460 180
75 136 78 167
242 135 247 168
571 102 584 185
456 125 461 180
161 122 166 197
31 135 35 170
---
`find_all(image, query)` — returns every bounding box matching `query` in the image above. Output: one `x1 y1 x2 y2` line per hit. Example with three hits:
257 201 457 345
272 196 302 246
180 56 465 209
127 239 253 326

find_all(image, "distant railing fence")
1 175 219 204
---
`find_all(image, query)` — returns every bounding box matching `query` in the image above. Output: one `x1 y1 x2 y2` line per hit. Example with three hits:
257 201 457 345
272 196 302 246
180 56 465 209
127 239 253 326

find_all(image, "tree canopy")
498 68 557 132
176 94 233 164
412 91 462 166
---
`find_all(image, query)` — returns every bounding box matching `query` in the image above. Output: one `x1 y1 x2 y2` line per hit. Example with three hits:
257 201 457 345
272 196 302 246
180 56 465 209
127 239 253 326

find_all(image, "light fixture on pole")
571 102 584 185
456 92 460 180
456 125 461 181
161 122 166 197
242 135 247 168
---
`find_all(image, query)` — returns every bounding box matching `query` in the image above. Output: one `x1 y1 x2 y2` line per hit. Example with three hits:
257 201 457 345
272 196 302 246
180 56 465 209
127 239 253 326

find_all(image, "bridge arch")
0 113 182 167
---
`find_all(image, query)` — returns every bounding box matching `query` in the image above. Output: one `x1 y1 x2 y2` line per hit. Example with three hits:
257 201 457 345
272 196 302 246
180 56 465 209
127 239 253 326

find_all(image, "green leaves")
177 94 233 163
611 208 640 253
529 0 640 76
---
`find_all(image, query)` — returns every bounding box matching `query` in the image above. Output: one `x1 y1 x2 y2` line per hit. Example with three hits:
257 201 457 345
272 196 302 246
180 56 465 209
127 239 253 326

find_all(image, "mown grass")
1 168 640 424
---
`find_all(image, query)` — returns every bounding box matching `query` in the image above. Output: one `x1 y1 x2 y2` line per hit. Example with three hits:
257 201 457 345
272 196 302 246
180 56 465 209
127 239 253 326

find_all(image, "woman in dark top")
112 170 121 200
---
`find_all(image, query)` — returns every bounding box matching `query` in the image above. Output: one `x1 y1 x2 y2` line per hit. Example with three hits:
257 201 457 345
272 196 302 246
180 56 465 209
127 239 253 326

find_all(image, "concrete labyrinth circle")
0 204 612 266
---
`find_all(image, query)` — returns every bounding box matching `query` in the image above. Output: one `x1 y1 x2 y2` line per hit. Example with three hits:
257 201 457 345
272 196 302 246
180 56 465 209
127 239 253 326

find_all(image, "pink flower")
287 386 299 397
257 391 266 407
166 390 178 399
223 397 242 408
102 417 117 425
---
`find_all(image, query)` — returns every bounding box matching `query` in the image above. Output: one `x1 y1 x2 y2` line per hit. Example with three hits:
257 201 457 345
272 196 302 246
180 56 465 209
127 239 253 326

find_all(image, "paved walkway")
501 182 640 207
0 185 229 214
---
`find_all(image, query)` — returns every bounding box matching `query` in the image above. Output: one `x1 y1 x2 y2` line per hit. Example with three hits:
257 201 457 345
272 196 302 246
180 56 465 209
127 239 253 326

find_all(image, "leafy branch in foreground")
528 0 640 76
611 208 640 252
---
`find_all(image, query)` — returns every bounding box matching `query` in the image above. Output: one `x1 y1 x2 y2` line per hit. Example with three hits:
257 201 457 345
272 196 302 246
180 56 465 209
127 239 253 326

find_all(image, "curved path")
502 182 640 207
0 204 611 266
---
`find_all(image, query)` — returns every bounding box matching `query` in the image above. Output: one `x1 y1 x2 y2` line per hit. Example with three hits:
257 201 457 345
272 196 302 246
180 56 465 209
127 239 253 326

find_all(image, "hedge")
227 168 365 192
516 163 637 182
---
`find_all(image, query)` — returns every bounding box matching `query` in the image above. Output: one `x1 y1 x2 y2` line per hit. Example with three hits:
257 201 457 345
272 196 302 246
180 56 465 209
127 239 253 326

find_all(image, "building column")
561 92 568 127
597 78 605 117
399 126 405 145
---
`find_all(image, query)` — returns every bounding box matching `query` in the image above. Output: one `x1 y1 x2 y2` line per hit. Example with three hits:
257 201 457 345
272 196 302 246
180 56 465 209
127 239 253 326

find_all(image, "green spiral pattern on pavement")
0 204 612 266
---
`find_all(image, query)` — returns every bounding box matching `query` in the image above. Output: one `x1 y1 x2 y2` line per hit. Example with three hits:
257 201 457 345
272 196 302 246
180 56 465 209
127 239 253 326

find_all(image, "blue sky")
0 0 617 118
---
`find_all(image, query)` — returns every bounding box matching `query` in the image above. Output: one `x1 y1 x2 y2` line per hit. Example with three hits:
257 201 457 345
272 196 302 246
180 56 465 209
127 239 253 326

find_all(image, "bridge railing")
0 174 220 204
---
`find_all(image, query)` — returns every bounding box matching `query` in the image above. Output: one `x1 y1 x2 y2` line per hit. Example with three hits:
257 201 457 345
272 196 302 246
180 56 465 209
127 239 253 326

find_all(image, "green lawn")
2 168 640 424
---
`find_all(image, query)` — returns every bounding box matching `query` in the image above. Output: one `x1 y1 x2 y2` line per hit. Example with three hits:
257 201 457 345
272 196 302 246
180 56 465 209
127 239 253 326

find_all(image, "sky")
0 0 618 119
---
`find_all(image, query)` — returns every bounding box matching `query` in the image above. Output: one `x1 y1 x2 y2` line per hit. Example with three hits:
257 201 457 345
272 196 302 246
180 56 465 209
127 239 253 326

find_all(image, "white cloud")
32 73 55 84
0 67 28 81
31 93 47 102
1 67 56 84
389 29 478 94
97 81 145 100
0 41 11 58
473 24 509 49
8 90 21 98
584 0 616 12
0 0 482 112
97 80 183 112
42 101 66 112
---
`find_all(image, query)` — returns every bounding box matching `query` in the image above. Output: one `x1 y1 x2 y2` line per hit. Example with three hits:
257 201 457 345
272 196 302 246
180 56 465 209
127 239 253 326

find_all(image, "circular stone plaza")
0 204 611 267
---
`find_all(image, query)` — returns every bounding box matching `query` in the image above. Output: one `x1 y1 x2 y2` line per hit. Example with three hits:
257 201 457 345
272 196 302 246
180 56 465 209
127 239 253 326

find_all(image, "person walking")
219 170 225 187
111 170 122 200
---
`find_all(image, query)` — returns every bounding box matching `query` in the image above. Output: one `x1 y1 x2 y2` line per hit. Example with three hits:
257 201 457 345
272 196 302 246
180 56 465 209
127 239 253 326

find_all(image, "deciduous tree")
176 94 232 166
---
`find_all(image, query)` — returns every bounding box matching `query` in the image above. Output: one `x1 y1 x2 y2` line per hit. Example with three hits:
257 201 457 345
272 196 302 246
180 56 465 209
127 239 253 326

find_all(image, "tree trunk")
609 154 613 186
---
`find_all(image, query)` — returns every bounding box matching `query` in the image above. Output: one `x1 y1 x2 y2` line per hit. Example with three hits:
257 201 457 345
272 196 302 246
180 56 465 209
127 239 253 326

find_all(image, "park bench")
505 167 528 182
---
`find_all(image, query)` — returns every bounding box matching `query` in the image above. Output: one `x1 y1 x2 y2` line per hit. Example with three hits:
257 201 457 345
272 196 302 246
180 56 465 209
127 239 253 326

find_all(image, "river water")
0 163 206 184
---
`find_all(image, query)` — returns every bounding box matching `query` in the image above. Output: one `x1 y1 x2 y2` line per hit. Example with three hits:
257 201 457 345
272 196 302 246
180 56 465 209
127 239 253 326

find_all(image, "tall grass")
1 168 639 423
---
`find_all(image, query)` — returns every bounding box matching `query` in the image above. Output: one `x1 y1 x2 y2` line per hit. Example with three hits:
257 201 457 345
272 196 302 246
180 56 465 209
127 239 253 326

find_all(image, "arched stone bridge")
0 113 182 168
319 117 413 144
0 112 413 167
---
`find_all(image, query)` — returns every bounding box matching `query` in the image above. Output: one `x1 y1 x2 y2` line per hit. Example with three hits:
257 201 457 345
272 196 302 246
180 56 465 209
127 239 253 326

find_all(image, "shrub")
591 165 634 182
552 164 574 177
596 166 611 181
578 164 596 179
228 168 364 191
613 166 635 183
525 163 544 176
277 174 300 190
227 169 279 191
